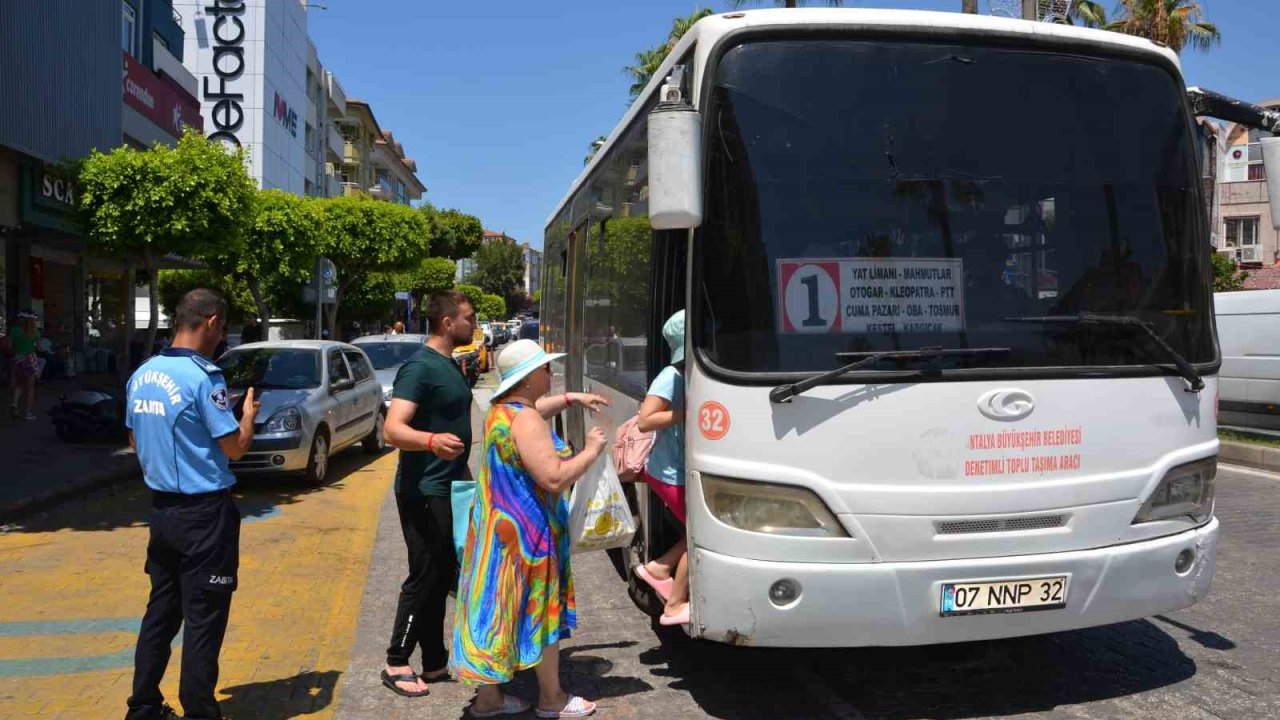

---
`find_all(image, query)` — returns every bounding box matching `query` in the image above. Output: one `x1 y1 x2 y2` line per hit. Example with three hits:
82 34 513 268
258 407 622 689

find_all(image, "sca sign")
203 0 247 147
273 92 298 137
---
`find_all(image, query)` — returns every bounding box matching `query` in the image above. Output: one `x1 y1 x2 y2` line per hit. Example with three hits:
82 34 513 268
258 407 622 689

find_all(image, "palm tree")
585 136 607 165
623 8 715 99
1104 0 1220 53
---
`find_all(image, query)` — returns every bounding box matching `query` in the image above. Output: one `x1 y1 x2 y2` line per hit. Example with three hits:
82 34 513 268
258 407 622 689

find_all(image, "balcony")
326 172 341 198
341 182 364 198
343 140 361 165
1221 180 1268 206
1219 245 1265 265
327 124 343 162
153 36 198 97
326 71 347 118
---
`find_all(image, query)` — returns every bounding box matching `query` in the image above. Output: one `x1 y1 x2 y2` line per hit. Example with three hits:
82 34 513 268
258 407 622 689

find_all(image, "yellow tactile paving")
0 449 395 720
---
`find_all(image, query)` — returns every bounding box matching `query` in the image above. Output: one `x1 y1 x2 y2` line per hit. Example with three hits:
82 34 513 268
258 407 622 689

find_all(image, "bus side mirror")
648 78 702 230
1262 137 1280 231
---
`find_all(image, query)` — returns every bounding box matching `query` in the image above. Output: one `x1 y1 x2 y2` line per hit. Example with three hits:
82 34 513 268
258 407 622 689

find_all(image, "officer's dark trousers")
126 490 240 720
386 493 455 671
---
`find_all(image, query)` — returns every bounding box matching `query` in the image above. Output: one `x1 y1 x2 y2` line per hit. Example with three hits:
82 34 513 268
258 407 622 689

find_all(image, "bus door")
563 222 589 448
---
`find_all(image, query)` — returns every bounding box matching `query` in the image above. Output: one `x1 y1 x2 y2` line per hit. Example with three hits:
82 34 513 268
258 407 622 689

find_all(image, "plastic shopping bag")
450 480 476 564
567 453 636 554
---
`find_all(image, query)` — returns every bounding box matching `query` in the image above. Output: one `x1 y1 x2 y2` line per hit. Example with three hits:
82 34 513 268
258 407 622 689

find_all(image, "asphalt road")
335 463 1280 720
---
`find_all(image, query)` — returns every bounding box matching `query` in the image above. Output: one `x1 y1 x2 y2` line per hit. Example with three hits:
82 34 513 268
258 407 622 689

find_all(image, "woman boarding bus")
542 9 1280 647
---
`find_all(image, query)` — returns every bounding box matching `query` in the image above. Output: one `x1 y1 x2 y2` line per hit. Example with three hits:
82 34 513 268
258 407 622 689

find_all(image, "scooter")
49 385 126 443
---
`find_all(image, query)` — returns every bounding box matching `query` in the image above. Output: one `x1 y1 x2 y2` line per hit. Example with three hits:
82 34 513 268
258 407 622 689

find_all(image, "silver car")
349 333 429 407
217 340 386 485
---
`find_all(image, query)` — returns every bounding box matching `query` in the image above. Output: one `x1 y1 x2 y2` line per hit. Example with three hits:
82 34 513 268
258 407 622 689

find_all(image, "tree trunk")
117 262 134 383
325 301 339 341
143 249 159 363
786 0 797 7
246 274 271 329
962 0 979 13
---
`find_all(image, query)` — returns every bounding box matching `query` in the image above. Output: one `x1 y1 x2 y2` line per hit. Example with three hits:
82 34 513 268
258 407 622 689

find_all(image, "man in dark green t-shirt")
380 291 475 697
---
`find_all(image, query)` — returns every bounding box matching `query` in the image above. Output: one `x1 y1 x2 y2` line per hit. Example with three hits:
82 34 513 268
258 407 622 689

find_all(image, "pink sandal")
634 564 673 600
659 604 690 626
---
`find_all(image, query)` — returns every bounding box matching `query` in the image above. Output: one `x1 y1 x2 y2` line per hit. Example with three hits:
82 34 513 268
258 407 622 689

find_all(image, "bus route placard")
778 258 966 335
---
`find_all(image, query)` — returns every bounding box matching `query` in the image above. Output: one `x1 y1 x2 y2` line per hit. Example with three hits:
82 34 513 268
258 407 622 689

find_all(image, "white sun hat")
493 339 566 399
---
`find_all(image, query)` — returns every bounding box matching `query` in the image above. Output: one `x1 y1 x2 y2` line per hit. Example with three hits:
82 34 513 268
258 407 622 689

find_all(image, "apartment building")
1218 98 1280 269
337 100 425 205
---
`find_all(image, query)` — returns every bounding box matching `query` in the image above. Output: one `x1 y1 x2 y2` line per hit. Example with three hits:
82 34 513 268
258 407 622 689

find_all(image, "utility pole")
1022 0 1037 20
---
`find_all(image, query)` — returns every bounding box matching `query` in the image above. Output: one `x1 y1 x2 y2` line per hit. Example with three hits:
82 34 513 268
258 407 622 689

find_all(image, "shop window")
122 4 137 56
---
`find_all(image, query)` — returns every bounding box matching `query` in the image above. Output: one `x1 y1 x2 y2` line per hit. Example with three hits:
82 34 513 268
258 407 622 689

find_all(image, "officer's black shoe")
158 706 182 720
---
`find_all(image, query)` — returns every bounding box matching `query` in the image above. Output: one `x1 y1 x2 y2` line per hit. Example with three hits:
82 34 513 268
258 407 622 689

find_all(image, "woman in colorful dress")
452 339 607 719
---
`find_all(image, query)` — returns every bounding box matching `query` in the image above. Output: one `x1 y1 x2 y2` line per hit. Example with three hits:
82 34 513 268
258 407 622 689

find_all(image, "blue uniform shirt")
126 348 240 494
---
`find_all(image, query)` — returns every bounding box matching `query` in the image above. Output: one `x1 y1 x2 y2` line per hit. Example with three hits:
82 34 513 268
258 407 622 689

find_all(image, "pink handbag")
613 415 656 483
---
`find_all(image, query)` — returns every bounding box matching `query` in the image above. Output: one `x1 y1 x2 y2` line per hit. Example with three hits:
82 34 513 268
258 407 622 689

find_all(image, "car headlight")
702 475 848 538
264 407 302 433
1133 457 1216 524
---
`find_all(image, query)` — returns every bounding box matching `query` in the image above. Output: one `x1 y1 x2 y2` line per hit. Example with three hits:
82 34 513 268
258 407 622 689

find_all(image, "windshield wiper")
1003 314 1204 393
769 347 1012 404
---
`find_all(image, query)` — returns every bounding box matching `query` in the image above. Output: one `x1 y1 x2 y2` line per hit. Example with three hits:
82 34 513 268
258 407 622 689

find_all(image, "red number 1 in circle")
698 401 730 441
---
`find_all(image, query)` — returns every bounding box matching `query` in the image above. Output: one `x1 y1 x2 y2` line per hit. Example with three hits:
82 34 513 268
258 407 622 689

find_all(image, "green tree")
78 130 255 363
585 135 607 165
475 293 507 322
421 205 483 260
624 8 714 99
318 195 431 337
393 256 458 330
1067 0 1218 51
157 270 257 326
205 189 323 329
471 235 525 300
532 289 542 305
1212 252 1249 292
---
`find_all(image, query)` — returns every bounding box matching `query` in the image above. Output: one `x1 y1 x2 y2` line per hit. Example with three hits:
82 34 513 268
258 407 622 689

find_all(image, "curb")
1219 440 1280 474
0 459 139 525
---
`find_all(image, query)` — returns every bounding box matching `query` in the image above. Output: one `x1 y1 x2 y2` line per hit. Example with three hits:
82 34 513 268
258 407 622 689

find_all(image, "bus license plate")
941 576 1068 616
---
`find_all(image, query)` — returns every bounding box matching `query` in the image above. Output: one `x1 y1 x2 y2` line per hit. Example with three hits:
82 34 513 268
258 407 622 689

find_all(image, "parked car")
479 322 496 348
493 324 510 345
452 327 488 382
518 320 540 341
350 333 429 407
217 340 386 485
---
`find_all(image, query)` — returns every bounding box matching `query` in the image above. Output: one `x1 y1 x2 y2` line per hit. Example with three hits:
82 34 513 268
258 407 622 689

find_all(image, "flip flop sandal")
634 564 673 601
536 695 597 718
470 694 532 718
422 667 451 682
659 605 690 626
381 669 430 697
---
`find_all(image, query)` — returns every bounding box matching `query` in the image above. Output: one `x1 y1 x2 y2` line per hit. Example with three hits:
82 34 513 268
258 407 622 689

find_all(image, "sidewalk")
0 374 138 524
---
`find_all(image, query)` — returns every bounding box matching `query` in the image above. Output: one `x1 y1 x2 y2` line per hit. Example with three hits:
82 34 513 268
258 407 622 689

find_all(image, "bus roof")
546 8 1181 229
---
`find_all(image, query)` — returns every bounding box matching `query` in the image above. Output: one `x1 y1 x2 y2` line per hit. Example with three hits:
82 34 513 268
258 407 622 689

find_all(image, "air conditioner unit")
1238 245 1265 264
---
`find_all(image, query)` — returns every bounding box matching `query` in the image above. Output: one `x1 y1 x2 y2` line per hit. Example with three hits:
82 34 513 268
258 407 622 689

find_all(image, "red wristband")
564 393 573 407
425 433 435 453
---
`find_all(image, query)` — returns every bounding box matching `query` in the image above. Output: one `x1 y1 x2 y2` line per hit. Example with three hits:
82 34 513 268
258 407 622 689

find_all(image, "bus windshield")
697 39 1213 376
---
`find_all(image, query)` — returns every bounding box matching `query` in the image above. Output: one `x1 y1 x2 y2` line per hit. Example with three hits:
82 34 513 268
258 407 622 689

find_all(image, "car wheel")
363 411 386 454
304 430 330 486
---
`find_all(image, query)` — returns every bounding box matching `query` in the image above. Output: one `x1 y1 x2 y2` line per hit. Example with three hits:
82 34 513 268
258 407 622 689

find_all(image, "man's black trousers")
386 493 456 671
126 490 240 720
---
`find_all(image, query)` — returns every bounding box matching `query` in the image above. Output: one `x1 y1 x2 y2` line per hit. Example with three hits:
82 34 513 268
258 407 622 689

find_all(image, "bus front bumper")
689 517 1218 647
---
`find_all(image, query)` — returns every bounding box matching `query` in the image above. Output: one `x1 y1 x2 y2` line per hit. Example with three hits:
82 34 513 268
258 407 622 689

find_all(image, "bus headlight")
1132 457 1216 524
702 475 848 538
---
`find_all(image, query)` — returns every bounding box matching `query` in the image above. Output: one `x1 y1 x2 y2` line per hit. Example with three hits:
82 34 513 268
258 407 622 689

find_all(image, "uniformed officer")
124 289 260 720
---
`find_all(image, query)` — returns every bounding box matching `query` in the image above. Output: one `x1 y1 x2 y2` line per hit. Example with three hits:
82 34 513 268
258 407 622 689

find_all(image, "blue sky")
307 0 1276 251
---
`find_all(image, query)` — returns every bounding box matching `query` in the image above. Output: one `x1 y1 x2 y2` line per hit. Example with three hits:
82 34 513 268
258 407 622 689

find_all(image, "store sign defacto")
203 0 247 147
123 52 204 137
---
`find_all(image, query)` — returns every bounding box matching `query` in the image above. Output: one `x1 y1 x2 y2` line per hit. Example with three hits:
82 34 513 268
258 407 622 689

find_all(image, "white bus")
543 9 1280 647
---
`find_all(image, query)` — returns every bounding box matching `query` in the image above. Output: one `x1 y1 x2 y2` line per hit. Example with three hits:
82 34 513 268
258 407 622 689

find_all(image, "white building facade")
175 0 309 194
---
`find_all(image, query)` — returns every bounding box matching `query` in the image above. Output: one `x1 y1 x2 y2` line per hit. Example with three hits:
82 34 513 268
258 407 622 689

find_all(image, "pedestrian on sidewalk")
123 289 260 720
451 339 609 719
8 310 41 420
379 290 478 697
